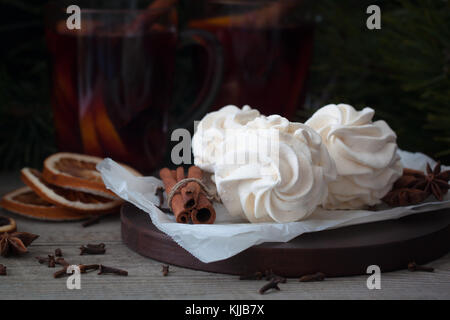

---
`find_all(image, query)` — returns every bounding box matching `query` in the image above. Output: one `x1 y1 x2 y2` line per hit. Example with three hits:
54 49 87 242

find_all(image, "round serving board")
121 203 450 277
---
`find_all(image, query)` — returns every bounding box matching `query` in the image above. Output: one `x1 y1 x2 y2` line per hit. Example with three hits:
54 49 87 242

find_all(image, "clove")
79 264 100 274
0 264 6 276
48 255 56 268
54 267 72 278
239 271 264 280
98 265 128 276
299 272 326 282
162 265 169 276
80 244 106 255
53 257 72 278
55 248 63 257
259 279 282 295
36 252 61 267
86 243 105 249
54 264 100 277
408 262 434 273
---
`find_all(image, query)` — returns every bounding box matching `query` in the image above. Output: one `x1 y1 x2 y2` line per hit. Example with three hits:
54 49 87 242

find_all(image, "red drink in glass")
45 4 177 173
190 0 315 119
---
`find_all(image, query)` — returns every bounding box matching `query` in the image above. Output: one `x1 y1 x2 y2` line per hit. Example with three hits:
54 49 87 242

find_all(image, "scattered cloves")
259 279 282 295
0 264 6 276
408 262 434 273
55 248 62 257
48 255 56 268
162 265 169 276
299 272 326 282
239 271 264 280
37 243 132 280
98 265 128 276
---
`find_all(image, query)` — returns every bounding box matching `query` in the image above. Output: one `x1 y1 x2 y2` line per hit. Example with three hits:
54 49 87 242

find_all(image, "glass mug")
188 0 315 119
45 0 222 174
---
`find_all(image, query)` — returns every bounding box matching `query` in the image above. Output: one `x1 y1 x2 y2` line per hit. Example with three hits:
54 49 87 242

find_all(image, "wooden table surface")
1 172 449 300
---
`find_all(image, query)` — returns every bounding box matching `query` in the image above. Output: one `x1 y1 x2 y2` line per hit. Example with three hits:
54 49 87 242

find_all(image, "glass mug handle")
173 29 224 129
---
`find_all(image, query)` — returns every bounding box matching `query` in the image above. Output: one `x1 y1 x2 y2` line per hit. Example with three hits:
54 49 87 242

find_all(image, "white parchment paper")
97 150 450 263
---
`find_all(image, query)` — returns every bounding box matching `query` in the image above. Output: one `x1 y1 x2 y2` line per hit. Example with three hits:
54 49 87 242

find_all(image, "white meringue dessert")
305 104 403 209
192 105 260 172
192 105 336 223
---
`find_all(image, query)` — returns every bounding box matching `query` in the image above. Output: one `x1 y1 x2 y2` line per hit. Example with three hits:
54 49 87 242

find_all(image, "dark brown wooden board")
121 203 450 277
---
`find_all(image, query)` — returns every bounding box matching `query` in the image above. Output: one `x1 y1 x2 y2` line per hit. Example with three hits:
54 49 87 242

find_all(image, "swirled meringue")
192 105 260 172
305 104 403 209
193 107 336 223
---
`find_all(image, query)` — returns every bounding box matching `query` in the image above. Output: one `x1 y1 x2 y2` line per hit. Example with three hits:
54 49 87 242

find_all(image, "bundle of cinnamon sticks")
159 166 216 224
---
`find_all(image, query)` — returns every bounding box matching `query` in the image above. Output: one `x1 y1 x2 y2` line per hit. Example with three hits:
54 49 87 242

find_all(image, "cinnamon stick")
181 166 202 210
185 166 215 224
176 166 185 183
192 192 216 224
159 168 190 224
176 167 199 222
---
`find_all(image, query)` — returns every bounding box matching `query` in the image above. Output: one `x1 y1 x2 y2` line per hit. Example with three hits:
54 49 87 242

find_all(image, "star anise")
382 188 429 207
0 232 39 257
393 168 426 189
383 163 450 206
413 162 450 201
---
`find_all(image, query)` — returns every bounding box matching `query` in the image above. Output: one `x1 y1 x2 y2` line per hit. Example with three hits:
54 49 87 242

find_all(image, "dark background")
0 0 449 170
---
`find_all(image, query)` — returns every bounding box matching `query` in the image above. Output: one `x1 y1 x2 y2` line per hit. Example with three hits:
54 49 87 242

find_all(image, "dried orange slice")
0 215 16 232
21 168 122 214
42 152 141 199
1 187 90 221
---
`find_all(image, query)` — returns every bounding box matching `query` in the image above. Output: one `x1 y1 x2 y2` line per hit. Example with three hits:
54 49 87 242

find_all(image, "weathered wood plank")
0 173 449 299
